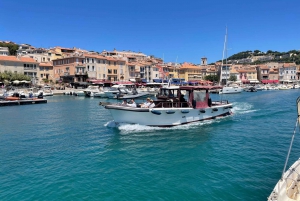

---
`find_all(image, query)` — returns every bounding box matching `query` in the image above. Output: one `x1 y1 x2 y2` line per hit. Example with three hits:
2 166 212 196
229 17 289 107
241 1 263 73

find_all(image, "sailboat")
268 97 300 201
218 27 243 94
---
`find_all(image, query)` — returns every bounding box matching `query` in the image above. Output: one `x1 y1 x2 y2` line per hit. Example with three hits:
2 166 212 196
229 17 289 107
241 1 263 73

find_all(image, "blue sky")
1 0 299 64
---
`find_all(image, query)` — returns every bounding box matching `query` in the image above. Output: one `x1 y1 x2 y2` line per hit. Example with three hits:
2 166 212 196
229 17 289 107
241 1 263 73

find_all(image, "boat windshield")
193 90 206 102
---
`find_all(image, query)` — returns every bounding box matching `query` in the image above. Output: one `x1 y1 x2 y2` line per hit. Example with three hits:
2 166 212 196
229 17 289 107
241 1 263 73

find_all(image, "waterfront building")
53 53 86 83
39 62 54 84
0 47 9 55
279 63 297 83
0 55 39 84
106 57 125 81
237 65 259 84
102 49 147 61
179 62 202 81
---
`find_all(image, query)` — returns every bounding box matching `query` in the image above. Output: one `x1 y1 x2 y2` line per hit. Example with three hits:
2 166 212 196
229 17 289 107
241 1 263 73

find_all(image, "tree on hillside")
0 42 19 55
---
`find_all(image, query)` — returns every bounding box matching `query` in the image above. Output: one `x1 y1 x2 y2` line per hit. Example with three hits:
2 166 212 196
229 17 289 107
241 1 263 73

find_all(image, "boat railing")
212 100 229 105
155 101 190 108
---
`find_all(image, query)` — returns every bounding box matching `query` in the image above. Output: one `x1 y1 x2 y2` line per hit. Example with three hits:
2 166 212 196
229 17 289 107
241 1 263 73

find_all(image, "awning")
249 80 259 83
153 79 163 83
242 80 250 83
261 80 279 84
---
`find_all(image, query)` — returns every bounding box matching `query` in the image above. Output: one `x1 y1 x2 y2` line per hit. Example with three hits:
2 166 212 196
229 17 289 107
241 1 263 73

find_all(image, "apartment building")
0 55 39 84
39 62 54 82
179 62 202 81
279 63 297 83
0 47 9 55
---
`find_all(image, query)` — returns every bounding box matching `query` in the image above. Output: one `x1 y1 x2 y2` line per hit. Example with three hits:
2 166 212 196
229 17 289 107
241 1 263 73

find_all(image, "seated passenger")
127 99 137 107
140 97 151 108
148 99 155 108
121 99 128 105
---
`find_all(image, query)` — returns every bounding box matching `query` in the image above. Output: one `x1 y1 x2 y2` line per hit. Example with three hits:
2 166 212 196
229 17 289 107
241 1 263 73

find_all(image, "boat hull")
268 159 300 201
219 86 243 94
105 104 232 126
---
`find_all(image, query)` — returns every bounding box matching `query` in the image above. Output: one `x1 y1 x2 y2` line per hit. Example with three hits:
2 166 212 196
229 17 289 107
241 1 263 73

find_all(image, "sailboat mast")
220 27 227 86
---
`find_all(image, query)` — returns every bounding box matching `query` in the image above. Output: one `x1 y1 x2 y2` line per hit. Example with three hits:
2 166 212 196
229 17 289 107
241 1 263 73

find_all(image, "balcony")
24 67 36 70
75 72 86 75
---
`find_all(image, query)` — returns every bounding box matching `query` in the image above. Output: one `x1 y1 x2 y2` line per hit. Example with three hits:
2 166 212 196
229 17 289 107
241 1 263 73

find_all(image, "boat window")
193 90 206 102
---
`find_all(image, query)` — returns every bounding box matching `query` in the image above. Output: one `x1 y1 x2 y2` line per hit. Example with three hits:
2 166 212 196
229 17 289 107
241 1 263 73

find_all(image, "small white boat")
268 97 300 201
84 86 101 97
73 90 85 96
43 86 53 96
104 85 129 99
219 85 243 94
101 85 232 127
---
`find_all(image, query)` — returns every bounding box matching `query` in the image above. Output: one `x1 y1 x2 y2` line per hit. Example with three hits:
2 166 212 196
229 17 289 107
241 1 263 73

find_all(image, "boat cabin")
156 85 223 109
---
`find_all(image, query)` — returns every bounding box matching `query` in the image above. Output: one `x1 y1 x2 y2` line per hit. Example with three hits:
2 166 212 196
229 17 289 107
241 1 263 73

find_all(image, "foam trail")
231 102 257 115
105 117 229 134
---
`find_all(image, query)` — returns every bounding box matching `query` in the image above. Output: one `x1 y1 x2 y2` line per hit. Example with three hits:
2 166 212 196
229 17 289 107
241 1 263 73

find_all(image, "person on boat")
148 99 155 108
140 97 151 108
127 99 137 107
121 99 128 105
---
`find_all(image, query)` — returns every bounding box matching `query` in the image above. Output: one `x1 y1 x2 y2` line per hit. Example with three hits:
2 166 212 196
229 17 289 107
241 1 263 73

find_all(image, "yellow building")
179 62 202 81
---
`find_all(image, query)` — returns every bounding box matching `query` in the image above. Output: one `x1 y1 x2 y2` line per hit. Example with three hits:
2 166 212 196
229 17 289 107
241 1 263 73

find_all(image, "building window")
103 74 106 78
92 66 94 71
41 74 43 78
108 69 112 74
114 62 116 66
87 65 90 71
113 69 117 74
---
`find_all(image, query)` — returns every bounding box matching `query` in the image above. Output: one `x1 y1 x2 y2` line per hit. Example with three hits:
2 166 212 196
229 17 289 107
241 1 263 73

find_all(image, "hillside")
219 49 300 65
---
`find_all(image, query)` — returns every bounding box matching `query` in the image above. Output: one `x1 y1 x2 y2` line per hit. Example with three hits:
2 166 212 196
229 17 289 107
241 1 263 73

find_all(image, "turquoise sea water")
1 90 300 200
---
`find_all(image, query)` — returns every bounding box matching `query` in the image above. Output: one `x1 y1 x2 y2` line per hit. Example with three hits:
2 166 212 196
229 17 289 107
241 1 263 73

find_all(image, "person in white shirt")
148 99 155 108
141 97 151 108
127 99 137 107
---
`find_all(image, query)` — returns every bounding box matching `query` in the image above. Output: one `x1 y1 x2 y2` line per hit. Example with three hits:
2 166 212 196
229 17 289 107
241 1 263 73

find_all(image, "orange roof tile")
0 56 37 63
259 65 269 69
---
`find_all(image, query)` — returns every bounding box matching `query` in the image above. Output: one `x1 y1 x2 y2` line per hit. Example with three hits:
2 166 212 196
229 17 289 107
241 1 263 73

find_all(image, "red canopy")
261 80 278 84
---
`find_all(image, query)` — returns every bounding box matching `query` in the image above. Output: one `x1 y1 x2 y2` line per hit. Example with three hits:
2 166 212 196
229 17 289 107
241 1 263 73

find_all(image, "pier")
0 99 47 106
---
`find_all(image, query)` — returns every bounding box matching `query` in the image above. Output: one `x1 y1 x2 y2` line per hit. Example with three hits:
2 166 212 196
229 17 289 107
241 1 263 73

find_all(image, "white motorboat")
104 85 130 99
43 86 53 96
84 86 101 97
101 85 232 127
93 91 107 98
116 90 150 99
219 85 243 94
33 86 53 97
268 97 300 201
73 90 85 96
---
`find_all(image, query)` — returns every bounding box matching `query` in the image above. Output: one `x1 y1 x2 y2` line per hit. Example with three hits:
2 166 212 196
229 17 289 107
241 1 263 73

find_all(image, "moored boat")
101 85 232 127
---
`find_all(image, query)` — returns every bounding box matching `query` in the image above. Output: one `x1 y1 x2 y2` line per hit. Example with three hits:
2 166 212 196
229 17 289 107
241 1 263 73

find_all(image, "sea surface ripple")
1 90 300 200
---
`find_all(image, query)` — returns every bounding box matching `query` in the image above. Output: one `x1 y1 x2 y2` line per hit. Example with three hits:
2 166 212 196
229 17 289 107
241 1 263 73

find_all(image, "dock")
0 99 47 106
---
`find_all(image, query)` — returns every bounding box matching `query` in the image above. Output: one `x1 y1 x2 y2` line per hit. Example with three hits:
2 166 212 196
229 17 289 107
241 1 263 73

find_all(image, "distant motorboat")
84 86 101 97
219 85 243 94
244 86 257 92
